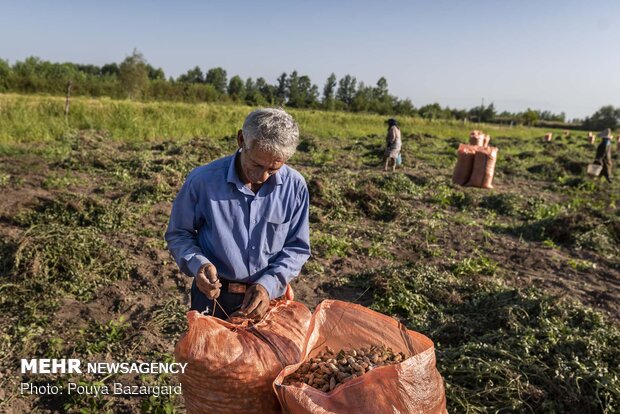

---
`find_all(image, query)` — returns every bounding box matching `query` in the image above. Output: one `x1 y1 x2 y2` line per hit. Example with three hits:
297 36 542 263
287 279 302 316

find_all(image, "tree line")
1 50 617 129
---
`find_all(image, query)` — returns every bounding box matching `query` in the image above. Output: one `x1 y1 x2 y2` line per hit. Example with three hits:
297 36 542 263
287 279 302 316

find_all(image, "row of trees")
582 105 620 131
1 50 616 128
0 50 414 115
411 102 569 126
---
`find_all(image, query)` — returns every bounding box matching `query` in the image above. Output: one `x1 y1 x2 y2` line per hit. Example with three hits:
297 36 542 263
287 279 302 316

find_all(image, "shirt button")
252 246 256 250
252 218 257 224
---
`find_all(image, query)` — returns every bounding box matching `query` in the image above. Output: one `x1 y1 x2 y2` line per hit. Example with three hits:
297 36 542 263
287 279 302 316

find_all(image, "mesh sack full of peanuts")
274 300 447 414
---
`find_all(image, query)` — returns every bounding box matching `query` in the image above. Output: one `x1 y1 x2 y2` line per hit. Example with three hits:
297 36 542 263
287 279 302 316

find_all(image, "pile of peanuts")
282 345 407 392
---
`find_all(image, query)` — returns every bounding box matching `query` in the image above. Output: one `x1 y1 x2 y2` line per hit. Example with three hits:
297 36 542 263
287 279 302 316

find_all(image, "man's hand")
240 284 270 321
196 264 222 300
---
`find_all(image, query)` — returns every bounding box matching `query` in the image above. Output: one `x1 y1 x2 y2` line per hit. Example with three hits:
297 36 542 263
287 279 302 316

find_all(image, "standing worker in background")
383 118 402 172
165 108 311 320
593 128 613 183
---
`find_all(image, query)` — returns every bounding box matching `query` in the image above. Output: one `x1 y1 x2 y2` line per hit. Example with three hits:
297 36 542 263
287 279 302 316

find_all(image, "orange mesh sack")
175 287 312 414
469 135 484 146
469 130 484 146
481 147 498 189
467 146 498 189
452 143 477 185
274 300 447 414
482 134 491 147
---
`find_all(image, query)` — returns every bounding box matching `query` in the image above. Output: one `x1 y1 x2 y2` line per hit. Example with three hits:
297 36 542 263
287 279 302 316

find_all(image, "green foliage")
205 67 227 94
322 73 337 108
142 396 176 414
0 94 564 148
451 254 498 277
13 193 137 231
0 172 10 187
431 184 475 210
119 49 149 99
521 108 539 126
77 316 129 355
480 193 521 216
177 66 204 83
567 258 596 271
345 183 399 221
41 172 84 189
336 74 357 108
12 224 132 300
0 54 598 125
583 105 620 130
370 173 423 196
227 75 245 101
508 208 619 256
367 264 620 413
311 230 353 258
519 197 565 220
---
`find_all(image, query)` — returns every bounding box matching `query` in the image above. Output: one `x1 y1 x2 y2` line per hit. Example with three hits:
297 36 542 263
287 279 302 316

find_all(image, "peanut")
282 344 410 391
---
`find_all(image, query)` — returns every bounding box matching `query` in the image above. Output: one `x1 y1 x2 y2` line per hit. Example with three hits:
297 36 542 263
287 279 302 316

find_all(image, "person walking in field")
593 128 613 183
383 118 402 172
165 108 311 320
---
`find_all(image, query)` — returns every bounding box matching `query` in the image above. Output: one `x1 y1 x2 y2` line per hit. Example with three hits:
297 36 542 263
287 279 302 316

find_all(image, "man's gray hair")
242 108 299 159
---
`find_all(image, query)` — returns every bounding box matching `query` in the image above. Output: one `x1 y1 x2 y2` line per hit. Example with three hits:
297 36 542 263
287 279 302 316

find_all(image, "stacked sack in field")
468 130 490 147
543 132 553 142
175 286 312 414
588 132 596 144
274 300 447 414
452 130 498 189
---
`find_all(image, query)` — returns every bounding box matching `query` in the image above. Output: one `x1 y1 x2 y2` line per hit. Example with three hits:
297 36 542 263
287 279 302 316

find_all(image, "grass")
1 93 558 150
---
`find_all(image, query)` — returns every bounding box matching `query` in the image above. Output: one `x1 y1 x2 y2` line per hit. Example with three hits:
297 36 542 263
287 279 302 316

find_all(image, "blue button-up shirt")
165 150 311 299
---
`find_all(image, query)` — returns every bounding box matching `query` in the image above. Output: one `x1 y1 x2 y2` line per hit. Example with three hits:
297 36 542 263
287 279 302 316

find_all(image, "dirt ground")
1 154 617 324
0 136 618 412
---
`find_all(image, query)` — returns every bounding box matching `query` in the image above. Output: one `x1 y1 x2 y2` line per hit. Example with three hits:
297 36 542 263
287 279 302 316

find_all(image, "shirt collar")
226 150 243 187
226 150 284 190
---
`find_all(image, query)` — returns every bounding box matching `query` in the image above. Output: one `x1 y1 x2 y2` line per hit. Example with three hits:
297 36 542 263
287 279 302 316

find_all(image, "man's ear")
237 130 244 149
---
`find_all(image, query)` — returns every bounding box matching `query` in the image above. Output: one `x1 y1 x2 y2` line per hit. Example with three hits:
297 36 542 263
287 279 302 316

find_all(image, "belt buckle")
228 283 247 294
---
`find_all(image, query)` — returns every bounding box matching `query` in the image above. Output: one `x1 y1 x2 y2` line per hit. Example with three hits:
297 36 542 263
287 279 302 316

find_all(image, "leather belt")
220 279 249 294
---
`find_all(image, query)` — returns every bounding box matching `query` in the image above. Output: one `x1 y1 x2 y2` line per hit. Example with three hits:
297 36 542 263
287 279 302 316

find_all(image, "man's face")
236 130 287 185
240 146 285 184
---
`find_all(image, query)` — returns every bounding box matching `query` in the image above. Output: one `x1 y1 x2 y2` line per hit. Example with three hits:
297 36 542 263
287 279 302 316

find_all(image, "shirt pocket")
265 217 290 255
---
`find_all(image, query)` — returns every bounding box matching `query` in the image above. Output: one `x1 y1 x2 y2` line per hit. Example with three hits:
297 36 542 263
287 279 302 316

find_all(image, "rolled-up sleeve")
256 185 311 299
165 176 211 277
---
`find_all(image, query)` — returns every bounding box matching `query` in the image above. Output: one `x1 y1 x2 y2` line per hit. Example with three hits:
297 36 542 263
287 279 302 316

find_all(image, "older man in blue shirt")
165 108 311 320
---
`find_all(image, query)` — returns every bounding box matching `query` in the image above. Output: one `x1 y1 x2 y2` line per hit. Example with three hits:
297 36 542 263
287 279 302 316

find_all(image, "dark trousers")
190 279 245 319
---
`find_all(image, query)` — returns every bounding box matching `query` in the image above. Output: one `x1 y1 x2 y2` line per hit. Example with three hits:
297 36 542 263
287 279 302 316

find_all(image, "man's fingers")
206 267 218 283
241 289 254 310
198 278 218 292
196 272 221 298
196 273 209 293
247 302 269 320
242 292 260 315
204 286 220 300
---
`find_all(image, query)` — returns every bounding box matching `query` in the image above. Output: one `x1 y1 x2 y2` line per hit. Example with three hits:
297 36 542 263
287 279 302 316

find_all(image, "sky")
1 0 619 120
